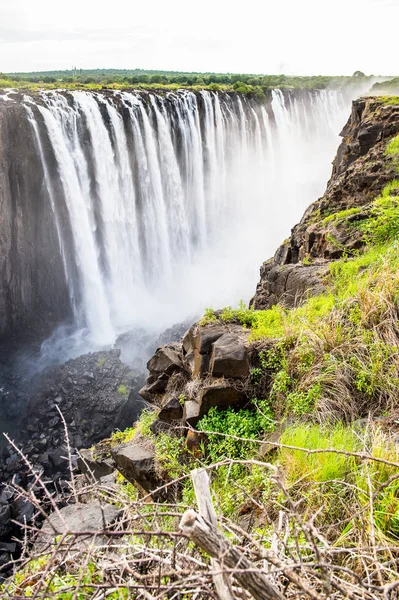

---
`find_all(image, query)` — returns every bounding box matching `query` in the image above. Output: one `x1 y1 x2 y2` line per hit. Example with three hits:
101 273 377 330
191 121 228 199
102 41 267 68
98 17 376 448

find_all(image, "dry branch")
180 509 284 600
191 468 235 600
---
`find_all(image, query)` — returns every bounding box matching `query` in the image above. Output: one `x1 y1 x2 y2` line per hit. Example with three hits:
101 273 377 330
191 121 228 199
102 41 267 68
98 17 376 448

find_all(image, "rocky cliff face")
0 98 71 341
251 97 399 309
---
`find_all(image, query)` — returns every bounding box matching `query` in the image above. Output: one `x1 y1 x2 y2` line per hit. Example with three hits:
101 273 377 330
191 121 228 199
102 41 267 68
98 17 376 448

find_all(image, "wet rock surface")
0 101 72 342
0 319 193 557
0 347 145 560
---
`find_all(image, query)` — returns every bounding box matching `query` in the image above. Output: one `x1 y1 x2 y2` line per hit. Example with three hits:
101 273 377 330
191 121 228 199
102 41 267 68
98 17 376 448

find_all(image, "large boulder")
77 448 115 481
200 384 247 414
186 325 225 377
158 397 183 422
111 443 167 500
147 346 183 376
140 346 185 402
210 333 250 378
183 400 201 427
252 262 328 310
37 502 122 549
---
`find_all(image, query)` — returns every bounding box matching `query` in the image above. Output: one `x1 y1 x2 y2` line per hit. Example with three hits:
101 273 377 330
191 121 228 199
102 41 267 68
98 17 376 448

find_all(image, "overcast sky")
1 0 397 75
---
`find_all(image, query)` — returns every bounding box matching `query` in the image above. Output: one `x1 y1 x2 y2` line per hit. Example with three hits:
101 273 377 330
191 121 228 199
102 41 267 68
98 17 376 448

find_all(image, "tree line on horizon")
0 68 379 88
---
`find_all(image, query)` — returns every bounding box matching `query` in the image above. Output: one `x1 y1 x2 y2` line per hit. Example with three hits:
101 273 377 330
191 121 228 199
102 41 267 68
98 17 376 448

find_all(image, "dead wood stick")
180 508 284 600
191 468 235 600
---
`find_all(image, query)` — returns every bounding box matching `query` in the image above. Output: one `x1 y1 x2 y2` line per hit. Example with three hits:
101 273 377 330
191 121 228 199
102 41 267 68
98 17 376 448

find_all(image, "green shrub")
220 300 257 327
199 307 217 326
197 399 275 462
322 206 362 225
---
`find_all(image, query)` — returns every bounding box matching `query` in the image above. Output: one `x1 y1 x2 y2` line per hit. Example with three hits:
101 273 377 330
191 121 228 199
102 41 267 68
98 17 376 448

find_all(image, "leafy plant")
197 399 275 462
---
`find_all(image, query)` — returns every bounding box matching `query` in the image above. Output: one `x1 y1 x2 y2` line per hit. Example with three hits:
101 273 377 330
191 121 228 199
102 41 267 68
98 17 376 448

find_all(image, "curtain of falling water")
24 89 351 351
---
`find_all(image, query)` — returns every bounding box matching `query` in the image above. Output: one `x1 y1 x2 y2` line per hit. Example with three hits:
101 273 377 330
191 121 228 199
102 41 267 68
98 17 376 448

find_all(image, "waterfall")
16 88 351 354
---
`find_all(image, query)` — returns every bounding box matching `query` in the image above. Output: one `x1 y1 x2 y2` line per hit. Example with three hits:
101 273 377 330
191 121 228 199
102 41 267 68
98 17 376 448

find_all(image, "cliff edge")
252 97 399 309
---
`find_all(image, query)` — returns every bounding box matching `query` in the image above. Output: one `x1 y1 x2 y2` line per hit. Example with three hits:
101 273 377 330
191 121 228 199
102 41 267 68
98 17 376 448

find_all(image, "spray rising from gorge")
0 88 357 363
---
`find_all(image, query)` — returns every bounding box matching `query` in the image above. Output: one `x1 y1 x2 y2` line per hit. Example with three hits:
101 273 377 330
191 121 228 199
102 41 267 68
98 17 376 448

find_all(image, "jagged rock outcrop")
252 98 399 309
138 322 251 435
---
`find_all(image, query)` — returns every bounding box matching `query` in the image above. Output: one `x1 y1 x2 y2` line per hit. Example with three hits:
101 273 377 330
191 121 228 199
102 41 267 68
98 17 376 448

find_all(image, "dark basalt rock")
110 443 167 500
194 326 226 354
23 349 145 458
0 349 146 489
36 502 122 549
141 322 252 424
210 333 250 379
147 346 184 376
158 396 184 422
252 262 329 310
77 448 115 481
183 400 201 427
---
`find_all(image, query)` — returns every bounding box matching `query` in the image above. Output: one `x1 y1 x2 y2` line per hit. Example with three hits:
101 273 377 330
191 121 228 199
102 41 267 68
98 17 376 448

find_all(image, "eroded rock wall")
0 100 71 342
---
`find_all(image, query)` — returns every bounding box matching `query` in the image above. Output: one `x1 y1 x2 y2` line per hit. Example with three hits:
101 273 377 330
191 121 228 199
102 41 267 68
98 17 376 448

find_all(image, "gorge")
3 82 399 597
0 87 354 364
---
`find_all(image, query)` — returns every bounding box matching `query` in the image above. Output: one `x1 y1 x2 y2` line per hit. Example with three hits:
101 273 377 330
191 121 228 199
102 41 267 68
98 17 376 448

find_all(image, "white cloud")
0 0 397 75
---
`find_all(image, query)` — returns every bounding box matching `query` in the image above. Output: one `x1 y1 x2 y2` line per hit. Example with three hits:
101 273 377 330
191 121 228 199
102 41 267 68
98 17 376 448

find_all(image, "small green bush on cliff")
197 398 275 461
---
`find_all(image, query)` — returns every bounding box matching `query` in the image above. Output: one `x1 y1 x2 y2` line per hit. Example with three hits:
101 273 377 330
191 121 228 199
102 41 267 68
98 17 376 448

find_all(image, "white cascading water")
22 88 354 358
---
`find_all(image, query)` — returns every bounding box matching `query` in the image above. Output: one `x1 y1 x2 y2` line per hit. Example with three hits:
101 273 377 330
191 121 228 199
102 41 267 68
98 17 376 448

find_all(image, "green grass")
322 206 363 225
377 94 399 105
280 423 361 483
110 426 137 445
1 557 130 599
278 423 399 540
386 135 399 157
360 180 399 244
